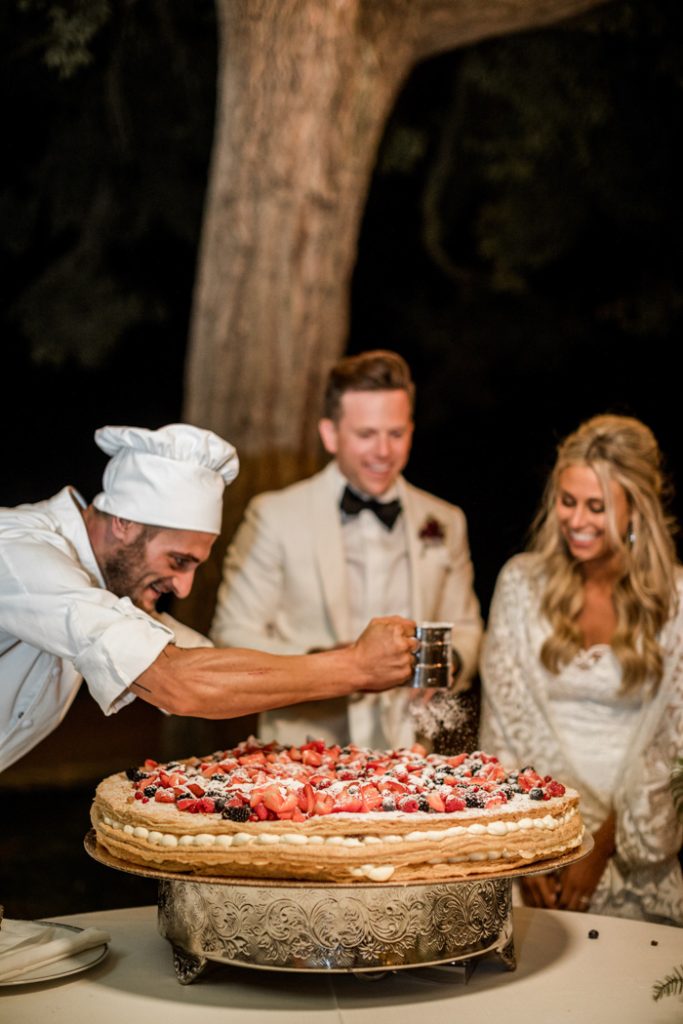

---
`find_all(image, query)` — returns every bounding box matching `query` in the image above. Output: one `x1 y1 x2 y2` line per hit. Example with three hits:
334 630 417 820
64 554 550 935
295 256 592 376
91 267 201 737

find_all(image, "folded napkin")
0 918 110 982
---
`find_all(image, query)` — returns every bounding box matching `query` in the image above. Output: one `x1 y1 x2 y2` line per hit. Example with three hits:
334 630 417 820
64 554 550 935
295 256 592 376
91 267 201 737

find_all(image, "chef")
0 423 417 773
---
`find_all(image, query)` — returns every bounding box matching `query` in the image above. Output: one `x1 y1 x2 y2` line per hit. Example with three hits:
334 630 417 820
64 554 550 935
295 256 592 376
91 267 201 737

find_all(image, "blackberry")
211 797 226 812
433 774 445 785
465 793 484 808
468 761 482 775
222 805 251 823
418 796 430 812
529 787 544 800
143 785 158 798
125 768 148 782
211 774 227 782
520 765 535 773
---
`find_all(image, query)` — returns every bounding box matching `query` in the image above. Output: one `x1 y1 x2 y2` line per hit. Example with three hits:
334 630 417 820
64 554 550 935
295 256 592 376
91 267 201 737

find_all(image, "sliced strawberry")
144 758 159 769
298 783 315 814
360 784 382 811
313 792 334 815
249 786 266 808
333 793 364 813
253 802 269 820
176 797 200 812
154 788 176 804
302 749 323 767
445 795 466 812
426 792 445 813
398 795 420 813
239 752 267 766
309 774 332 789
301 739 326 754
186 782 205 797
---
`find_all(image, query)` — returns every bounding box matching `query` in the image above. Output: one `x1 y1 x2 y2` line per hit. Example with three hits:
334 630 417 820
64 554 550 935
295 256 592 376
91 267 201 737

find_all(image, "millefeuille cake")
91 738 584 883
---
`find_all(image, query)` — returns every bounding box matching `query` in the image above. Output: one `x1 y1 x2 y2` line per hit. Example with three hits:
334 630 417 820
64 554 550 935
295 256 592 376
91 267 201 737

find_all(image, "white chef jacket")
0 486 176 773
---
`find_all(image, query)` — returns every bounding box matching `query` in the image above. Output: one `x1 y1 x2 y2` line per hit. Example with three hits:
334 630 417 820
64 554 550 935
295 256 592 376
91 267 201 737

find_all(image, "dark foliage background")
3 0 682 615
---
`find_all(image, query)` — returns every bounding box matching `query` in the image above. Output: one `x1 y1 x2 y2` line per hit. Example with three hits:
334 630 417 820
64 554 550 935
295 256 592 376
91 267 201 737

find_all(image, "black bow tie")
340 486 402 530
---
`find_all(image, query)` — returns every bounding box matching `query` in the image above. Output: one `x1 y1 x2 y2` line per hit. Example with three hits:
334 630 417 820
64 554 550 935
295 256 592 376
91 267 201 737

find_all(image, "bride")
480 414 683 925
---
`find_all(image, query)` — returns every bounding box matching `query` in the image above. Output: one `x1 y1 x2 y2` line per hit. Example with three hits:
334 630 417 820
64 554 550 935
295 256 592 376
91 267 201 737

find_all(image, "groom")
210 350 482 749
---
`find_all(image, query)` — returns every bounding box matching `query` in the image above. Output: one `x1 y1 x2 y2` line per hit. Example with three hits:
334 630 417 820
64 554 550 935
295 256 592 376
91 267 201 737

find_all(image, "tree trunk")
180 0 612 634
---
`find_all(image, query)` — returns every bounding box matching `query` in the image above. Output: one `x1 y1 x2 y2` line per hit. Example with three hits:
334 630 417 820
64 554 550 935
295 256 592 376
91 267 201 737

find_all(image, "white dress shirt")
342 487 411 637
0 487 175 772
339 470 416 749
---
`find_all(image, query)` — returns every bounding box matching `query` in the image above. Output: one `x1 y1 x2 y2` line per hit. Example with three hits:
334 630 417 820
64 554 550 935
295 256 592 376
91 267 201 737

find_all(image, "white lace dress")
480 553 683 925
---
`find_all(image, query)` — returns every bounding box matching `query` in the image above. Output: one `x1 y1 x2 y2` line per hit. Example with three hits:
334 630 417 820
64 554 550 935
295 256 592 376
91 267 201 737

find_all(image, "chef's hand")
350 616 418 692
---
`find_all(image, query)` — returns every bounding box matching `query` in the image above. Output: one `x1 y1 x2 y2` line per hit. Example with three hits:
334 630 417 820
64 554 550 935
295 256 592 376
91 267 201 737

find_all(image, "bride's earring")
627 522 636 547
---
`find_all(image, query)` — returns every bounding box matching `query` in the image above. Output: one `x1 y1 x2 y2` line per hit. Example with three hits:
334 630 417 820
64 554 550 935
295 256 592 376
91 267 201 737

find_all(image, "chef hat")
92 424 239 533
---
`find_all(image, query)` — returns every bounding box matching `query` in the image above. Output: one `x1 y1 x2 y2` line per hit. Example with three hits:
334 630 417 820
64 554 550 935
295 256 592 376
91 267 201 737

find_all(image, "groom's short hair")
323 350 415 422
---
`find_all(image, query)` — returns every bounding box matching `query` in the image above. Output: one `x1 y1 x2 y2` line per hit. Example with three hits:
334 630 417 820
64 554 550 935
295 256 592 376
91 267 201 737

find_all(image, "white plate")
0 921 109 987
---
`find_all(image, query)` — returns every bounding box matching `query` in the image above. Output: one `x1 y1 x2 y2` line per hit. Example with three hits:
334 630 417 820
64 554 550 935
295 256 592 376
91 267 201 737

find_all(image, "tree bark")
180 0 612 634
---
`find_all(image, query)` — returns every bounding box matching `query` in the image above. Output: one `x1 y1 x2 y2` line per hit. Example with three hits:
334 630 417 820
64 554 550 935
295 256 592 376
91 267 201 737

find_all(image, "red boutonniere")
419 516 445 545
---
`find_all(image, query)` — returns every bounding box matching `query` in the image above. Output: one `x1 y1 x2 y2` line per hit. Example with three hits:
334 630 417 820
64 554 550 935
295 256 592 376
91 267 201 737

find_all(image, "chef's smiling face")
103 525 215 612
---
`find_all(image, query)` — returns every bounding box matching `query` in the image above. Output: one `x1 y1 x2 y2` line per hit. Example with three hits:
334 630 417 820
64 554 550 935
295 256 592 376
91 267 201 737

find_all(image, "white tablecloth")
1 904 681 1023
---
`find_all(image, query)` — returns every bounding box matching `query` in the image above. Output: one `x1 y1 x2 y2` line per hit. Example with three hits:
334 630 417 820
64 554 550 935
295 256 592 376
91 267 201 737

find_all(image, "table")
2 904 681 1023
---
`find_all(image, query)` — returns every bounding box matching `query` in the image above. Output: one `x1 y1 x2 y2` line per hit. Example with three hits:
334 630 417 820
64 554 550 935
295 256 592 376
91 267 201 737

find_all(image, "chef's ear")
110 516 144 543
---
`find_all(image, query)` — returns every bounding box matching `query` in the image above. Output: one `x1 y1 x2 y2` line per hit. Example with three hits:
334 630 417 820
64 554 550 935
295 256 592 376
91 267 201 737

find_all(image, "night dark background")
2 0 682 917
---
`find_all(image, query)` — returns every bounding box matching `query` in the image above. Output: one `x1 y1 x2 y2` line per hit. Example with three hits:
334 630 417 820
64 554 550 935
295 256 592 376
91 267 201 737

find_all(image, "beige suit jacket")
210 461 482 747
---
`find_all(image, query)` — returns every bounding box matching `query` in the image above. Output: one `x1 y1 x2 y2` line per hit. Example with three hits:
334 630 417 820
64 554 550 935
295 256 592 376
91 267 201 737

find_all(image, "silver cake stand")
84 830 592 984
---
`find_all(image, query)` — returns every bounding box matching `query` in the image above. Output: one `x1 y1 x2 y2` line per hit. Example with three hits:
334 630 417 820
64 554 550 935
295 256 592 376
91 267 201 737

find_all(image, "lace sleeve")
616 651 683 867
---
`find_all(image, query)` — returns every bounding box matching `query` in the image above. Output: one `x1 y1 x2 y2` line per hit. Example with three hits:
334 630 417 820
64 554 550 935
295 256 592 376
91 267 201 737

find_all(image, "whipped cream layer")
100 806 578 848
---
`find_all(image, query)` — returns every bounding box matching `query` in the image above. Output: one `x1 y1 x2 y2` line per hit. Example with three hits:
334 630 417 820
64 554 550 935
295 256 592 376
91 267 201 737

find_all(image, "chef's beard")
102 528 161 610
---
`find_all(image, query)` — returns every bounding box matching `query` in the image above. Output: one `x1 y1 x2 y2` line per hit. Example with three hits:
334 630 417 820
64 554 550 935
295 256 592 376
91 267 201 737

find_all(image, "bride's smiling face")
555 464 630 564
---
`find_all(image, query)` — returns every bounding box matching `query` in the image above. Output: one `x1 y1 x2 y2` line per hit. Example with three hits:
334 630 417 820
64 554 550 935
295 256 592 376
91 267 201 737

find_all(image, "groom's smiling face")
318 389 414 497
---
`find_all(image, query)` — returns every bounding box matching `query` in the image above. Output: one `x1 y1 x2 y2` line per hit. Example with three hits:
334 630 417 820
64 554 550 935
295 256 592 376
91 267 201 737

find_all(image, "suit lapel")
312 462 351 642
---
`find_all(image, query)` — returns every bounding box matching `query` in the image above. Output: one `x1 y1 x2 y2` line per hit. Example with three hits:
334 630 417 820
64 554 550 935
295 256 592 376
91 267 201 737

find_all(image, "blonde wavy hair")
530 414 678 692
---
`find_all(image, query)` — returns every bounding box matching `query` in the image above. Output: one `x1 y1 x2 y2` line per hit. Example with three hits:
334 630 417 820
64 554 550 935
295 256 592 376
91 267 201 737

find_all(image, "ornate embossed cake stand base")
158 875 517 983
85 831 592 985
